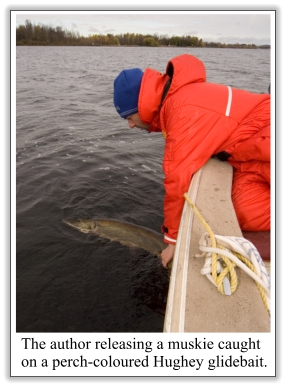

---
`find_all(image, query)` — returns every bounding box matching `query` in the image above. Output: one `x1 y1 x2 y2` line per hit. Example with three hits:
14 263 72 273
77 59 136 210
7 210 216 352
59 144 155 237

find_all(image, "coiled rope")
183 193 270 314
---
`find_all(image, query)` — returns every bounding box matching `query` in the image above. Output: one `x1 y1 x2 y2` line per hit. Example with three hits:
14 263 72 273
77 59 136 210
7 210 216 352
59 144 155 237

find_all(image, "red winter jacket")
138 54 270 245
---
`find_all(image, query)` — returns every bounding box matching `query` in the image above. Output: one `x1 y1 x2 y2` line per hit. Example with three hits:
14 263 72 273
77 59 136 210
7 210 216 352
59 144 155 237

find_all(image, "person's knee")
232 173 270 231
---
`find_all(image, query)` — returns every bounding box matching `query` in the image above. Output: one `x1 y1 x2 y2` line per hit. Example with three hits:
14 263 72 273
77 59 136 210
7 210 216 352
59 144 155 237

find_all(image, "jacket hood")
138 54 206 131
166 54 206 97
138 69 168 131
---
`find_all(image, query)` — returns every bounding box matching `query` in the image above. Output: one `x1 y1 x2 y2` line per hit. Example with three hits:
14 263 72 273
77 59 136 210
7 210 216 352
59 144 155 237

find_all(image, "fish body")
63 218 167 255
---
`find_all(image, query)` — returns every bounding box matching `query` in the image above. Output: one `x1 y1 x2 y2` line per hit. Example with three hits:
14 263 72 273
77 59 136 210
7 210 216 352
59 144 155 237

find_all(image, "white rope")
196 233 271 310
200 255 233 295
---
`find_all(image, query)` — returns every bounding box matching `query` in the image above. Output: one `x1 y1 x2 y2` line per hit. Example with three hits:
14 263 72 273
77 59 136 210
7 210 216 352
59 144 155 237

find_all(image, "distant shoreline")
16 21 270 49
16 44 271 49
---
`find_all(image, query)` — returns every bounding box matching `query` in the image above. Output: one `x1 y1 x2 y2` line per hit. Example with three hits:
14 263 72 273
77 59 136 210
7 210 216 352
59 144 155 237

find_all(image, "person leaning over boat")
113 53 270 268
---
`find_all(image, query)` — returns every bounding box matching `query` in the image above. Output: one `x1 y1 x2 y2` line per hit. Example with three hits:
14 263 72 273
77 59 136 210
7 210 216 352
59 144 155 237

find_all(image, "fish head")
63 218 97 233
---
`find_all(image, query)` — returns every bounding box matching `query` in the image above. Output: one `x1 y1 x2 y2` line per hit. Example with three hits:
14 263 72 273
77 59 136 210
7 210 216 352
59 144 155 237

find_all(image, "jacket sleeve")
161 103 237 244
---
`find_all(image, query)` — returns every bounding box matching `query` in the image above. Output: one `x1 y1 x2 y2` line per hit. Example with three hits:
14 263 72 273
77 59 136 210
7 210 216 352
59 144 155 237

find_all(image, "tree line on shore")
16 19 269 49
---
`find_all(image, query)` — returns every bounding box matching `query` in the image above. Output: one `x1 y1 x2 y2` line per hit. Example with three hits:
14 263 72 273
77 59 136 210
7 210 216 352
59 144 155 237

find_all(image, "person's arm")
161 102 234 248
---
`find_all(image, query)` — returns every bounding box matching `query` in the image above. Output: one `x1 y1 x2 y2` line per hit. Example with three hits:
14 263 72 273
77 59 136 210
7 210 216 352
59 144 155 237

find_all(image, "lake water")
15 46 270 332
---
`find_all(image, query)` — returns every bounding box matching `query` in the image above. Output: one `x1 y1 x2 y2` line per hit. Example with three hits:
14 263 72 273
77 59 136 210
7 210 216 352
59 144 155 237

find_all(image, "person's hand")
161 244 175 268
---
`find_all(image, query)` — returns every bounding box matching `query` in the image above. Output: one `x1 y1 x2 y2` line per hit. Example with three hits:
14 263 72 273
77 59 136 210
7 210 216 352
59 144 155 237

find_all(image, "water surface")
16 46 270 332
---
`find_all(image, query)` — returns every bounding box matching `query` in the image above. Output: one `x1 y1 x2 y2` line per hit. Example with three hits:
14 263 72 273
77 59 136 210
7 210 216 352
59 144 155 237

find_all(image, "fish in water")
63 218 167 256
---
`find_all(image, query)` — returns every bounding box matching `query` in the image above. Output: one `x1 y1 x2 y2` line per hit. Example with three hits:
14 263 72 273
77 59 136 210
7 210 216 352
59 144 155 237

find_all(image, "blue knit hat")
113 68 144 118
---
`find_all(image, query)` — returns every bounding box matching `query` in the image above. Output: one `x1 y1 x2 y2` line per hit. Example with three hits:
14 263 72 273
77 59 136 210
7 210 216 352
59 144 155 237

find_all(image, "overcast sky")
14 11 272 46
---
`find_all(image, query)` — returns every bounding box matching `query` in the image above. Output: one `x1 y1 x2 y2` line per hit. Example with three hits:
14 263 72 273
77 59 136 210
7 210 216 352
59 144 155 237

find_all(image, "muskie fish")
63 218 167 256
